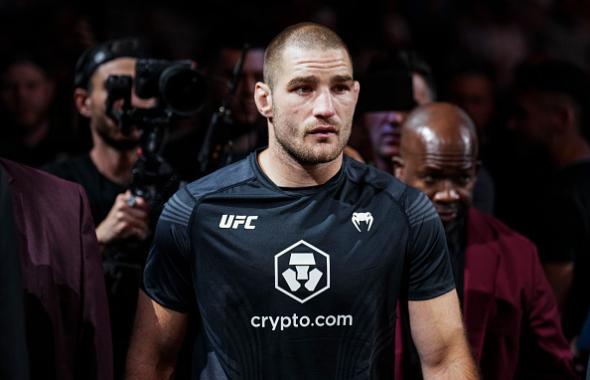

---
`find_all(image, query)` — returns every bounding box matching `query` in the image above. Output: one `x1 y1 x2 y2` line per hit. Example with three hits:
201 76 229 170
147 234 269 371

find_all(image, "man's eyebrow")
331 74 354 83
286 76 318 88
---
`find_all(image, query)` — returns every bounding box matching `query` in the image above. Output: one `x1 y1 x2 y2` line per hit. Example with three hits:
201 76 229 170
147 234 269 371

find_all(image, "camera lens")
160 64 207 115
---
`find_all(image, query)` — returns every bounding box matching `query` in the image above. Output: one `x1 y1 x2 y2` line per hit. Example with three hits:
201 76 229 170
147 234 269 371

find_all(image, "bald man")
126 25 477 379
394 102 576 379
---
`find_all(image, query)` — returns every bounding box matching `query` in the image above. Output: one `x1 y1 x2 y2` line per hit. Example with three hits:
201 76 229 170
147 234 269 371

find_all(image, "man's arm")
409 290 479 380
526 251 576 378
543 262 574 309
125 291 188 380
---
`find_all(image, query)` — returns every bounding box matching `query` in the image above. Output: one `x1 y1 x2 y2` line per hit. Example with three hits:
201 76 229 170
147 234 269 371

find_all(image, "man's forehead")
407 125 476 158
278 45 352 76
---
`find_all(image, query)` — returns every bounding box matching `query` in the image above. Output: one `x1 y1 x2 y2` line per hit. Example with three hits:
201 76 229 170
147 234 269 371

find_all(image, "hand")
96 190 150 245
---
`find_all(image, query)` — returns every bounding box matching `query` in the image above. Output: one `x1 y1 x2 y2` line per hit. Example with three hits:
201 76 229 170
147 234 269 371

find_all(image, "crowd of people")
2 1 590 380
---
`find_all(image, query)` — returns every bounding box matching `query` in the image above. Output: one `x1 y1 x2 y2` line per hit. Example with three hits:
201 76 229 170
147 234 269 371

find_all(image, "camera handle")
197 44 250 175
104 76 178 210
128 122 174 208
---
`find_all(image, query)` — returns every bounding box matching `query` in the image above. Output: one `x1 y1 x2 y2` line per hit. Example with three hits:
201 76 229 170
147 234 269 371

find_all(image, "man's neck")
373 154 393 174
21 122 49 147
257 145 343 188
90 141 137 186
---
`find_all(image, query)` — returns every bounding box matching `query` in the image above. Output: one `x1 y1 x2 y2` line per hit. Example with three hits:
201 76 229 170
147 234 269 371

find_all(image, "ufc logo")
219 214 258 230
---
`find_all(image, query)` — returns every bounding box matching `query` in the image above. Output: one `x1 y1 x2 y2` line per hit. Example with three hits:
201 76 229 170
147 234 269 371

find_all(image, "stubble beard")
94 114 140 152
271 105 351 165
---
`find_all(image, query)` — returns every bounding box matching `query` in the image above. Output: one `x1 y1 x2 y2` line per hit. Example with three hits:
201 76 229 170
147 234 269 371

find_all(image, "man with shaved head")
395 102 575 379
127 24 476 379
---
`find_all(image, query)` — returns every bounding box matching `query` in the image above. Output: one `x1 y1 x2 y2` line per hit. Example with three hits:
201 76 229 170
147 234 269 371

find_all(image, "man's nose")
385 111 406 125
313 89 336 119
433 183 460 203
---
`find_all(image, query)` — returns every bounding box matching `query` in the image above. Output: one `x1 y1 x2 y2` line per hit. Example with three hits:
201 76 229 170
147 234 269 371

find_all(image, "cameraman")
43 38 153 379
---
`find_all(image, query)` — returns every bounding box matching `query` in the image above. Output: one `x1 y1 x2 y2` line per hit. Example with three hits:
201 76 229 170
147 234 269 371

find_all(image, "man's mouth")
308 126 338 137
435 205 458 222
380 132 400 144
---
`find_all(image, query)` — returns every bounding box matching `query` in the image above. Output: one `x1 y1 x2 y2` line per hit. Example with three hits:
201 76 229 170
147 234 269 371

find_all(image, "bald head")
400 102 478 160
396 102 479 228
263 22 352 89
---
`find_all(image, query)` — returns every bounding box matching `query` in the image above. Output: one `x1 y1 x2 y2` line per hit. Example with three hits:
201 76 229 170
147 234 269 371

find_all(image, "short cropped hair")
514 60 590 141
263 22 351 88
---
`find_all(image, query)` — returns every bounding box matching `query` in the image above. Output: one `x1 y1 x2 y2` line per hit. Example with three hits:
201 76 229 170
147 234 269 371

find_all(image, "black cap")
74 37 147 89
514 60 590 107
357 69 416 113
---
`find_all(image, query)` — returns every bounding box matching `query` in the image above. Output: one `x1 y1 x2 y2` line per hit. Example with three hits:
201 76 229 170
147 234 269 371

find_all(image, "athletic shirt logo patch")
274 240 330 304
351 212 374 232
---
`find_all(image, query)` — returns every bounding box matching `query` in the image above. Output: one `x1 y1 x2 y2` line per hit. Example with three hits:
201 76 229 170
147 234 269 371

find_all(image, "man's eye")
422 175 435 184
333 84 350 93
293 86 313 95
457 175 472 185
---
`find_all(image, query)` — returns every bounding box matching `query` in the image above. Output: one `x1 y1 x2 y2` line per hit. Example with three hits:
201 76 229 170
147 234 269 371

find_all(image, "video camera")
104 59 207 208
105 59 207 133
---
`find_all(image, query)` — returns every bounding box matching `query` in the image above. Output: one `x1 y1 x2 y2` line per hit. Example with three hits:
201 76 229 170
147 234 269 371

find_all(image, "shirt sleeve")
404 190 455 300
142 187 197 313
77 186 113 380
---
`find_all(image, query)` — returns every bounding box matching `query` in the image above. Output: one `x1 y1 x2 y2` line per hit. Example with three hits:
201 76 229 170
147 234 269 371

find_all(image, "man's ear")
352 80 360 105
254 82 273 118
392 156 404 178
74 88 91 118
552 101 575 134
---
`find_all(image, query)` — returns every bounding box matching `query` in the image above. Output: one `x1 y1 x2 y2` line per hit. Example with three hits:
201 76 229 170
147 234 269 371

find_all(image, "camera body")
104 59 207 134
103 59 205 207
134 59 206 116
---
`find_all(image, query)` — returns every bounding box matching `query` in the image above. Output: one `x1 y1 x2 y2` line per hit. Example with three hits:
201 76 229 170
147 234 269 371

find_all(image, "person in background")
356 52 495 213
1 157 112 380
163 44 268 180
509 60 590 346
0 53 70 166
43 38 153 379
394 102 576 379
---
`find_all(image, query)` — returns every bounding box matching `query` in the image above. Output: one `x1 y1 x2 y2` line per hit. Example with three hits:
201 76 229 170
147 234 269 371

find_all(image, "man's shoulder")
468 208 538 255
2 158 82 195
42 154 93 180
344 158 424 211
184 156 256 200
160 157 256 227
1 158 85 214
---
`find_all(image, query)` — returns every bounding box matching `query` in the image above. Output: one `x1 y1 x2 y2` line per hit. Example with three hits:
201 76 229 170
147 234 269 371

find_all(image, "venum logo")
219 214 258 230
351 212 374 232
275 240 330 304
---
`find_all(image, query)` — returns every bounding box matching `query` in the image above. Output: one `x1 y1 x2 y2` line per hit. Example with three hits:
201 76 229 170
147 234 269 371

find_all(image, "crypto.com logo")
274 240 330 304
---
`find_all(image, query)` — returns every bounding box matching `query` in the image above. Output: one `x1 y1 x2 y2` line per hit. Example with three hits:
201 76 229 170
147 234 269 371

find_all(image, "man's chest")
189 194 409 309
